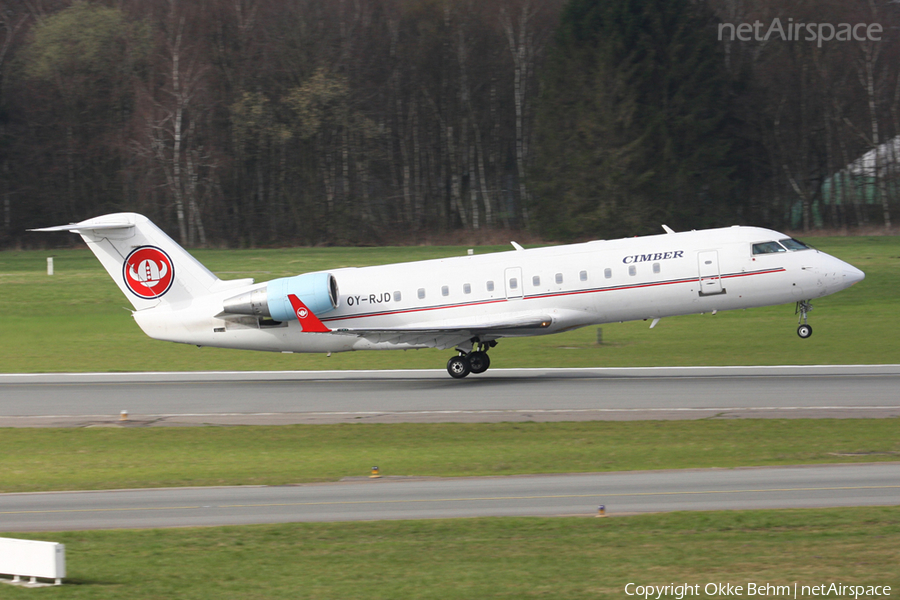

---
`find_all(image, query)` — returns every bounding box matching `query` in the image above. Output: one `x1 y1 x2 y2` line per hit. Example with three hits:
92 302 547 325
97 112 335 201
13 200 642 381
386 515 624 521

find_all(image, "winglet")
287 294 332 333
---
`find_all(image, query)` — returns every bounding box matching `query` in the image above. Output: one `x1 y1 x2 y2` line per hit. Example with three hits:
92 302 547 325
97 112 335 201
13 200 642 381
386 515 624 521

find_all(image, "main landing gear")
446 340 497 379
796 300 813 339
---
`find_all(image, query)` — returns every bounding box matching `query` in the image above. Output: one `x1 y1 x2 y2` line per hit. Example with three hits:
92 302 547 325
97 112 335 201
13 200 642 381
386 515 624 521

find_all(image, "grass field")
1 236 899 372
1 420 898 493
3 508 898 599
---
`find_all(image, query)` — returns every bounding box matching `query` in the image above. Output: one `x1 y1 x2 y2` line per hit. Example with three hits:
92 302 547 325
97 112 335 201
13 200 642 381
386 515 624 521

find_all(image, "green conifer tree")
532 0 739 240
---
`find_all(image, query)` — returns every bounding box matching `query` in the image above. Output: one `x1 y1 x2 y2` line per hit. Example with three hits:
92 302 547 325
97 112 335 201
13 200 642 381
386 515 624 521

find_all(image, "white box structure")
0 537 66 586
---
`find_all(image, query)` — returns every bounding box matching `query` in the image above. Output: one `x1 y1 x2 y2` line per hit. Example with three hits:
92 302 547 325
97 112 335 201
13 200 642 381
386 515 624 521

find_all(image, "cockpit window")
752 241 787 255
779 238 811 251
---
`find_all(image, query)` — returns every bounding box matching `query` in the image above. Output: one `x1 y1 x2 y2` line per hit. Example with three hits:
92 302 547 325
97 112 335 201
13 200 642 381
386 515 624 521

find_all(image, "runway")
1 365 899 426
1 463 897 532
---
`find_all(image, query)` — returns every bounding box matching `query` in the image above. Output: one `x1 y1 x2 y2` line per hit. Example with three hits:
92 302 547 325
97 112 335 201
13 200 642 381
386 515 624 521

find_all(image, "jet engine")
221 272 339 322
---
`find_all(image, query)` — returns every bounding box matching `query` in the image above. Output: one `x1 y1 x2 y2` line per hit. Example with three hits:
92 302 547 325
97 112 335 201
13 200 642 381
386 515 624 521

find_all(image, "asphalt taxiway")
1 365 898 426
2 463 897 531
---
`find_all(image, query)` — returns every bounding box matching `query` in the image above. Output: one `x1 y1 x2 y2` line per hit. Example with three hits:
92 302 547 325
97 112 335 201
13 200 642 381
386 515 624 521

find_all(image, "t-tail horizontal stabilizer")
287 294 332 333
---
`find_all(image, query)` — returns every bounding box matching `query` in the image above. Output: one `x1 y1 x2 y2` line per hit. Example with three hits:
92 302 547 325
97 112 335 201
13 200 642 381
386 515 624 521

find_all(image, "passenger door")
697 251 725 295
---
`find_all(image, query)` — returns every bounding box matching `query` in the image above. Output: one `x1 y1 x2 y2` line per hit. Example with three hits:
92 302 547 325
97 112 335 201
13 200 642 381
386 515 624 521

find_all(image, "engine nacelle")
222 272 339 322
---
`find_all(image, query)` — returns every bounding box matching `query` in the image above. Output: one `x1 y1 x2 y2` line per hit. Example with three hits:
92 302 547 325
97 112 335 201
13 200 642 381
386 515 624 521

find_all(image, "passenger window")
509 278 518 290
417 288 425 299
463 283 471 294
653 262 660 274
604 268 612 279
394 291 401 302
628 265 636 276
752 241 787 255
487 281 494 292
555 273 563 284
579 270 588 281
441 286 449 297
532 275 540 287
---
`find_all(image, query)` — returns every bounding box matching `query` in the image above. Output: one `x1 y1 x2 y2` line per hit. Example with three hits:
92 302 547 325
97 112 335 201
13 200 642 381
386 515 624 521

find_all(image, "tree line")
1 0 897 249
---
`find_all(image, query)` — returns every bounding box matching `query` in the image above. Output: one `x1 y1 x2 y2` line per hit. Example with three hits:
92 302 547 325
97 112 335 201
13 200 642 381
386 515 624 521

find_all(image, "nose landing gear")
446 340 496 379
796 300 813 339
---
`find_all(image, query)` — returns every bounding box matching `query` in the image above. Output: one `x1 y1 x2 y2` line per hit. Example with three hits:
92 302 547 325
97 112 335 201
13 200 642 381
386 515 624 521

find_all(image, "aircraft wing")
328 315 553 349
330 314 553 336
287 294 551 348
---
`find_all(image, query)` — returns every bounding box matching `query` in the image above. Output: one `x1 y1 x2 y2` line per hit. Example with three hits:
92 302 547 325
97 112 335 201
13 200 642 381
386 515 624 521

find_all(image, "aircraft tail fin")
32 213 230 310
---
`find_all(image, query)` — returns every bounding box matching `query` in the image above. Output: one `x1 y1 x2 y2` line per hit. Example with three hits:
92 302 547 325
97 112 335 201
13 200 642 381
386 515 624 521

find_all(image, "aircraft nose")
843 265 865 286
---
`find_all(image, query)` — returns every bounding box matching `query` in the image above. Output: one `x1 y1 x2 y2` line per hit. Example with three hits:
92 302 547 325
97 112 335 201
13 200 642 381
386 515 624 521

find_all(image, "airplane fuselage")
132 225 861 354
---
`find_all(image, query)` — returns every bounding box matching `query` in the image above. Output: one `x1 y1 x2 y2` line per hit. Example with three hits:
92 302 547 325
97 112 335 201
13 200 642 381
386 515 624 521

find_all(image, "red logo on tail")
123 246 174 299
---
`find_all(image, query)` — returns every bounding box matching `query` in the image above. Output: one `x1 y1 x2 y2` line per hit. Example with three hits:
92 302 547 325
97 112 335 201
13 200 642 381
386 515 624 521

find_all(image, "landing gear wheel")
468 351 491 374
447 355 471 379
795 300 813 339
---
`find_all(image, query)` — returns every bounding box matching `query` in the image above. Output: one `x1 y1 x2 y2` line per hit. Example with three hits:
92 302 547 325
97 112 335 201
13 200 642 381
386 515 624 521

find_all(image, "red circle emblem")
123 246 175 299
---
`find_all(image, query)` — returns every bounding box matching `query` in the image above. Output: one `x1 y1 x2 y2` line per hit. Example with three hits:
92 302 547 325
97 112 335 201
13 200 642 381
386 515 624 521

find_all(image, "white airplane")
34 213 864 378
